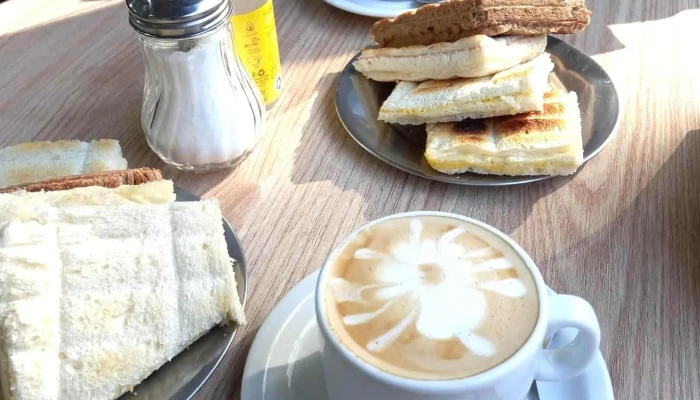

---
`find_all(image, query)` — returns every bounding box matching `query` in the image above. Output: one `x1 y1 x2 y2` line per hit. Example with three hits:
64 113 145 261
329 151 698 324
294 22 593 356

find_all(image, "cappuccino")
325 216 539 380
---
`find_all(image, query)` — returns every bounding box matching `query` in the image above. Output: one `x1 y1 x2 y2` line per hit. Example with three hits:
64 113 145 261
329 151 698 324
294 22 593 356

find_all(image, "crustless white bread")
0 184 244 399
0 140 127 188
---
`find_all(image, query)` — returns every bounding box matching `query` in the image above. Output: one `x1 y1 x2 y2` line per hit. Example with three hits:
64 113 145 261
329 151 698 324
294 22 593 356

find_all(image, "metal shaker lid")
127 0 231 38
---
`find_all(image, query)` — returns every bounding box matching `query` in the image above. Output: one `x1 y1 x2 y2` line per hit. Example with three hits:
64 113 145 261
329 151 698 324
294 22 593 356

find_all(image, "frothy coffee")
325 216 539 380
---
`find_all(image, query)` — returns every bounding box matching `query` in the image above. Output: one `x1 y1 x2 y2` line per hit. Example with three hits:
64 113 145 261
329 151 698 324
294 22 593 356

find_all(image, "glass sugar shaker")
126 0 265 172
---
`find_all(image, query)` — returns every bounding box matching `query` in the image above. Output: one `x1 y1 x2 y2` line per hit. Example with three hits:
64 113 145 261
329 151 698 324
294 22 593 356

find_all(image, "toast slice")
354 35 546 82
371 0 591 48
424 89 583 176
0 180 176 210
0 140 128 188
0 168 175 217
378 53 553 125
0 199 245 400
0 167 163 194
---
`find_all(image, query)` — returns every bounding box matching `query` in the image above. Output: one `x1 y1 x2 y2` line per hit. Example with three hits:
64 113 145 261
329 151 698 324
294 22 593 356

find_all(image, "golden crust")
0 168 163 194
496 118 565 145
451 119 492 146
493 90 568 145
424 89 583 176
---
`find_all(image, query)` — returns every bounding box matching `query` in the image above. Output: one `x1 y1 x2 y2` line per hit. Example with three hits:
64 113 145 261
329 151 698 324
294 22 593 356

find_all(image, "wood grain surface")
2 0 700 399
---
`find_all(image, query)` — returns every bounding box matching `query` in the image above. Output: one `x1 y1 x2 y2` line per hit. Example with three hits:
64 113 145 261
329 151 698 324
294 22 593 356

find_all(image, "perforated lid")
126 0 231 38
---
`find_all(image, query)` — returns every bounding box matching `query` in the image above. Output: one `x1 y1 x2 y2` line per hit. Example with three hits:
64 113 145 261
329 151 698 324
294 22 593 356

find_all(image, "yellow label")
231 0 282 105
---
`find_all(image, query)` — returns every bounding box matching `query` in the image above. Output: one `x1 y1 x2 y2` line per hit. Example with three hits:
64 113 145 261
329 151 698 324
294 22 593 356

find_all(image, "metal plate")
322 0 419 18
335 36 621 186
120 186 248 400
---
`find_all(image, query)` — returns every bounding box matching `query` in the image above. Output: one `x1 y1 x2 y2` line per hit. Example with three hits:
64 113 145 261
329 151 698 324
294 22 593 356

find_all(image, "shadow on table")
195 326 259 400
538 129 700 398
277 0 374 63
243 352 327 399
0 3 255 196
0 4 152 167
290 71 578 237
272 0 374 113
0 4 144 148
566 0 699 55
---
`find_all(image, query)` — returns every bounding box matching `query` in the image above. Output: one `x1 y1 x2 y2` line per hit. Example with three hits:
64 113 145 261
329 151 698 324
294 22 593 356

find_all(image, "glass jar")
128 0 265 172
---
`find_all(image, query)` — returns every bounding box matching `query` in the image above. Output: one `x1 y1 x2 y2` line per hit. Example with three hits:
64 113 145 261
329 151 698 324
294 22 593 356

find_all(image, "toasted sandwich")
0 139 127 188
424 89 583 176
354 35 546 82
371 0 591 48
378 53 554 125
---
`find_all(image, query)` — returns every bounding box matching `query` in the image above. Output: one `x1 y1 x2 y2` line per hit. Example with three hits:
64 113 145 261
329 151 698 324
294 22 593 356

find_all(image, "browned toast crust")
0 168 163 194
371 0 591 48
435 89 573 145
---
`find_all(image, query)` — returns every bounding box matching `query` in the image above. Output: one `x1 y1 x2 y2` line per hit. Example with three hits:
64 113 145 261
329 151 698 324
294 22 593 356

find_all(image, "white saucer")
241 270 614 400
322 0 419 18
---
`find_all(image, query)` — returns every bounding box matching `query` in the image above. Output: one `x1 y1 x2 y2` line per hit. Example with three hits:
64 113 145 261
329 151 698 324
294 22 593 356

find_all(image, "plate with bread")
0 140 247 400
336 0 620 186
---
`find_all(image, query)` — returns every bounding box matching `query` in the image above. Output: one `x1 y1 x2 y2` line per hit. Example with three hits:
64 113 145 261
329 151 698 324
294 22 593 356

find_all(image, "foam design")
330 218 527 358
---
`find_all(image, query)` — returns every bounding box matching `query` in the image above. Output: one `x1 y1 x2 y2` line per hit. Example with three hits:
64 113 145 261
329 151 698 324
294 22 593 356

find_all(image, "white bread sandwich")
378 53 554 125
424 89 583 176
0 198 244 400
0 139 127 188
0 176 243 399
354 35 546 82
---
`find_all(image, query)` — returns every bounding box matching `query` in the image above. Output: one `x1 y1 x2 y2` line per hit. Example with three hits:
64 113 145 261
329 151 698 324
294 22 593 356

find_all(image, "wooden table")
2 0 700 398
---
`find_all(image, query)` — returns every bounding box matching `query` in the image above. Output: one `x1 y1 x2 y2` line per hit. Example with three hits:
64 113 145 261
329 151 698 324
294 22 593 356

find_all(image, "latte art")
332 219 527 357
325 216 539 380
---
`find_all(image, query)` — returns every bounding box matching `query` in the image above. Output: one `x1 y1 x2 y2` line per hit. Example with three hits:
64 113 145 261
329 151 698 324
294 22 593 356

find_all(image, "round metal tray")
335 36 621 186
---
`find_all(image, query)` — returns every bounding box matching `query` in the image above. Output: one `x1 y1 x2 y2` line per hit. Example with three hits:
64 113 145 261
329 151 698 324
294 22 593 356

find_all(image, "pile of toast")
354 0 591 177
0 140 245 400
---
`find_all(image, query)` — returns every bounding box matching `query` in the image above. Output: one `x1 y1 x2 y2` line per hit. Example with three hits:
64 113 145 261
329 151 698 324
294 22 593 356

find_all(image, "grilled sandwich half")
424 89 583 176
354 35 546 82
378 53 554 125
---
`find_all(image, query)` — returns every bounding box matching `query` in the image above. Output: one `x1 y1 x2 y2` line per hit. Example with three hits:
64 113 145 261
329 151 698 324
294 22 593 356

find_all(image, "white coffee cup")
315 211 601 400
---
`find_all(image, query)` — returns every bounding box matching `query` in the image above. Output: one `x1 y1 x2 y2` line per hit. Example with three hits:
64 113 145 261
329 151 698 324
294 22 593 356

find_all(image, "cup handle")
535 294 601 381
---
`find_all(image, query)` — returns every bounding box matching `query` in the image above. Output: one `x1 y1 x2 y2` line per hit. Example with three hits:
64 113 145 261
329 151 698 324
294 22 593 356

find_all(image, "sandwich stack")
353 0 592 177
0 140 245 400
